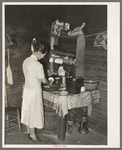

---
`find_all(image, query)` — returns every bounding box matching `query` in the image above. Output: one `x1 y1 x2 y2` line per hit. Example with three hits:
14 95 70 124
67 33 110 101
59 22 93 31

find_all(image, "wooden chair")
5 107 21 132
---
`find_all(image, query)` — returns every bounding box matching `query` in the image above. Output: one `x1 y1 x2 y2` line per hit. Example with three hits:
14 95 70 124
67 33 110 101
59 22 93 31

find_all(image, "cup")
60 76 66 84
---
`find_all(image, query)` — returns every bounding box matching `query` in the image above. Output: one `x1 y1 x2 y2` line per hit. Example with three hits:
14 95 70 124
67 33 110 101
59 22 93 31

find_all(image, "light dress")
21 54 45 129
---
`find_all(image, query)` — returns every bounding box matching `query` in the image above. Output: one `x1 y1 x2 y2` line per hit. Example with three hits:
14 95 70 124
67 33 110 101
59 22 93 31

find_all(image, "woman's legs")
26 126 36 140
30 128 36 140
26 126 31 134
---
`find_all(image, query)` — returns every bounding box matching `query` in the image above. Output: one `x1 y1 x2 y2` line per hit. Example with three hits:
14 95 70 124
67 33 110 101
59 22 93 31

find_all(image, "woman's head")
31 38 47 60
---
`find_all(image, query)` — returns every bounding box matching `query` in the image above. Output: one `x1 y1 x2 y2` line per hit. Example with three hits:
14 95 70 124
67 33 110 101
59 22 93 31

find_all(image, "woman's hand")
41 78 49 84
49 80 53 87
48 77 54 87
41 77 54 87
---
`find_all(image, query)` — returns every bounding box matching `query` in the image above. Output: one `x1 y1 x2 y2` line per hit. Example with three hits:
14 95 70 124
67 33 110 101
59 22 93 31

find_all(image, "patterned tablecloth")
43 90 100 118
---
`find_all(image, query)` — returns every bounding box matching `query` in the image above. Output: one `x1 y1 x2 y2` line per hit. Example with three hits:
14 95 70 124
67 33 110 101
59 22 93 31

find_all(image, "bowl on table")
83 79 100 91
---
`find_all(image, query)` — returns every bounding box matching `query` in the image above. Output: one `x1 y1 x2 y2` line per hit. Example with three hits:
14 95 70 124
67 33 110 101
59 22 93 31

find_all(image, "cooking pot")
66 76 84 94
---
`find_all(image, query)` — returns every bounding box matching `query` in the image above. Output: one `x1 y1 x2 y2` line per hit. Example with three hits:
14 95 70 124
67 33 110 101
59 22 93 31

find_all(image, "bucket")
42 106 57 134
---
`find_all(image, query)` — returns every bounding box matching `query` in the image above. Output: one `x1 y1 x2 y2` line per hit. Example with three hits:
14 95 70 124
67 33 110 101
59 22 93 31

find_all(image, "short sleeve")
36 63 45 79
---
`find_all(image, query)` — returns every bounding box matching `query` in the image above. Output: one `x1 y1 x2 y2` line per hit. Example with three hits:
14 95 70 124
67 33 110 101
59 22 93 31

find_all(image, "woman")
21 38 49 142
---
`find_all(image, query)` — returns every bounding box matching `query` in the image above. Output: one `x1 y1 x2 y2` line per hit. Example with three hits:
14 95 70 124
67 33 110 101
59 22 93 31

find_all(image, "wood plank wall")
84 47 107 135
69 46 107 136
5 24 33 108
61 5 107 35
61 5 107 135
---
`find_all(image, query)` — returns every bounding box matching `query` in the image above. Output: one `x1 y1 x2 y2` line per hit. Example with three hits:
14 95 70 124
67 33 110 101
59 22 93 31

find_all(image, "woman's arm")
41 78 49 84
40 78 53 87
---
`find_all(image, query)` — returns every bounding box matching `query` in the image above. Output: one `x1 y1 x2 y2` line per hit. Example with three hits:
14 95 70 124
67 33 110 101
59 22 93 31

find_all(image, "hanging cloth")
6 48 13 84
5 83 8 107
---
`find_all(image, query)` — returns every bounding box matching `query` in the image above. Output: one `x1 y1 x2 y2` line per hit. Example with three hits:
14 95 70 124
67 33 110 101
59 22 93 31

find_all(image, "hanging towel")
5 84 8 107
6 48 13 84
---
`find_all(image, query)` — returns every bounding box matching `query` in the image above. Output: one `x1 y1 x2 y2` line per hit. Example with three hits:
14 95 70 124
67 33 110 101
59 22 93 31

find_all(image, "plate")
59 87 66 91
59 91 68 95
44 85 50 88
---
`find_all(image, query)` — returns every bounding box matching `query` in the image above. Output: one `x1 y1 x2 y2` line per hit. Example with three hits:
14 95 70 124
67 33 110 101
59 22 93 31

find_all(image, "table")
43 90 100 141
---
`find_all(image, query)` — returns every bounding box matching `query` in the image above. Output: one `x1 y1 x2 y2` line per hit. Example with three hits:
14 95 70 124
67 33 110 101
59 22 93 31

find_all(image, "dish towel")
6 48 13 84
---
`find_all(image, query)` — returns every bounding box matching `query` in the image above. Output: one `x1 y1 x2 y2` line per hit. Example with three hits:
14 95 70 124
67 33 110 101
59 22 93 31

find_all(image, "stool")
5 107 21 132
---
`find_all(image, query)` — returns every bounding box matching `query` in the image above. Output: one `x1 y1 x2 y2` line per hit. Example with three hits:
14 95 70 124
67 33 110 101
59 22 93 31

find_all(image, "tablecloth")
43 90 100 117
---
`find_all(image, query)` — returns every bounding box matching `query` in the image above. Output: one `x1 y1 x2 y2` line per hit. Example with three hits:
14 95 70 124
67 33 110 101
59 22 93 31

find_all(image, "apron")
21 55 45 129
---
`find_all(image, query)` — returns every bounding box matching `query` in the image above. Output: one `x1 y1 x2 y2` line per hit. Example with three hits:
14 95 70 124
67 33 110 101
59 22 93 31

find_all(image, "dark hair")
32 38 47 54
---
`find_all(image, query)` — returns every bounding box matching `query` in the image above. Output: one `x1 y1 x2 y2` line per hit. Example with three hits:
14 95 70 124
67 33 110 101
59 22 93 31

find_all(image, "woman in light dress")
21 38 49 142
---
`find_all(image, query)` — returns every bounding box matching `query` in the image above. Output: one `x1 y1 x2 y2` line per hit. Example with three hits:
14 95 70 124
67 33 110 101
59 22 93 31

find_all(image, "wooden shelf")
50 34 77 39
51 50 76 57
50 34 85 77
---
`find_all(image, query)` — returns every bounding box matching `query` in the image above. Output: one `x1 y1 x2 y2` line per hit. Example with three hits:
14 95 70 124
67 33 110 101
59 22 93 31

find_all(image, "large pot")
66 77 84 94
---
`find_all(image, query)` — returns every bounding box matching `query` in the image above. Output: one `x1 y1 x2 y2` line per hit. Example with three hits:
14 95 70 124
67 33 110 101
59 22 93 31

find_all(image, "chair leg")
6 114 10 128
17 109 21 132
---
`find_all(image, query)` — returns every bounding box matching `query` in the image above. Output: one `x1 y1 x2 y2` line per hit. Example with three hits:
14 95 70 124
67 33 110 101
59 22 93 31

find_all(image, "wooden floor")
38 122 107 145
4 122 107 147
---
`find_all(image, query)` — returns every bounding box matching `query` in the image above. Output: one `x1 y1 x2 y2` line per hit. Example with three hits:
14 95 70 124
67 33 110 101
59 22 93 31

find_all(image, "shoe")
29 135 45 143
24 132 30 138
29 136 36 142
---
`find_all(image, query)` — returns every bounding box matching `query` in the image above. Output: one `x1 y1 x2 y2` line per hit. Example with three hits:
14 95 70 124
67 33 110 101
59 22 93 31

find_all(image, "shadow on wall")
38 41 50 78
